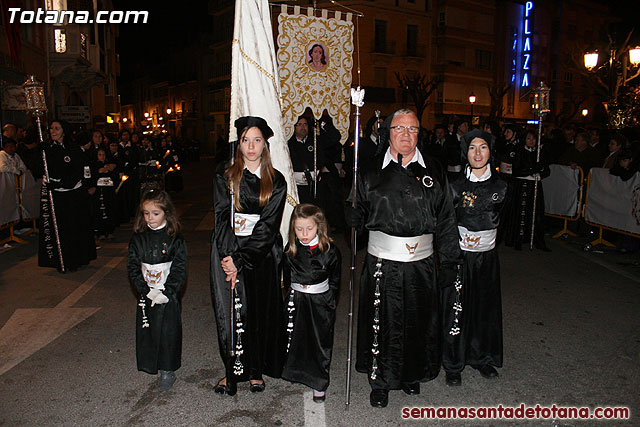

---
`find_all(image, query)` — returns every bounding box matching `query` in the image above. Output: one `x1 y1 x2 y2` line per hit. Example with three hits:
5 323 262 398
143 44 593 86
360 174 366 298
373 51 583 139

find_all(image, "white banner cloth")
229 0 298 240
19 173 41 220
543 164 581 217
585 168 640 235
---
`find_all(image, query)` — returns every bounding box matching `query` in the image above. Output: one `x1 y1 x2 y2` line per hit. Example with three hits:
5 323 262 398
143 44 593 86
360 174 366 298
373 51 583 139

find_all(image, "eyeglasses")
390 125 419 134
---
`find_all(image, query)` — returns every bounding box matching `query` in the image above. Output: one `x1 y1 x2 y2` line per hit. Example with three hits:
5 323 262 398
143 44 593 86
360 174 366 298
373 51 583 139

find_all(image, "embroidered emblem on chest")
462 191 477 207
422 175 433 188
147 269 163 285
405 242 418 255
64 156 71 163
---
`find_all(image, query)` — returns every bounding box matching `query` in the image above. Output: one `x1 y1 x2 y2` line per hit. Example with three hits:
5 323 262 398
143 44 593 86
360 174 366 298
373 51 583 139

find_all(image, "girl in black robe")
127 190 187 391
442 129 507 386
503 129 551 250
282 204 341 402
38 120 96 272
211 116 286 396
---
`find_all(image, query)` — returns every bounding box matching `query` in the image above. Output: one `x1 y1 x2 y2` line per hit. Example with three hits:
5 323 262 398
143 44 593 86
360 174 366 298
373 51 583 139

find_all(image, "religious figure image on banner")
278 7 354 144
307 42 329 71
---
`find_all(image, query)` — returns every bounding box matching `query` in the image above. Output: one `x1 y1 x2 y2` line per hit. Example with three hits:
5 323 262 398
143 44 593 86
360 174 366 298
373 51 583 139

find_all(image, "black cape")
442 168 507 373
282 241 341 391
351 154 460 389
127 227 187 374
210 163 287 381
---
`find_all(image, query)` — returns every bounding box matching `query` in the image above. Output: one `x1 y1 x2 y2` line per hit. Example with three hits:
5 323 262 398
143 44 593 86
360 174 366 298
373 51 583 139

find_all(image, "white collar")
148 221 167 231
299 235 319 247
382 147 426 169
370 134 378 144
244 164 261 178
466 165 492 182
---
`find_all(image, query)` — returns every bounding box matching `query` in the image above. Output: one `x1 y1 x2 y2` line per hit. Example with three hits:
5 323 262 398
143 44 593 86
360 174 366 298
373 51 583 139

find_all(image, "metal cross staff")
345 86 364 409
23 76 65 272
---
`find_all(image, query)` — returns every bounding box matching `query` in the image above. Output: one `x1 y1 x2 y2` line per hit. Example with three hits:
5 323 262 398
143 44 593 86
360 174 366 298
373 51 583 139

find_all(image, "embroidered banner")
277 8 354 143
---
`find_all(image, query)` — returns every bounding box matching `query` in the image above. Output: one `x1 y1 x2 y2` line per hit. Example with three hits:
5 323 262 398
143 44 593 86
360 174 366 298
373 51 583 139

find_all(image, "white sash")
458 226 497 252
141 261 173 290
97 177 114 187
500 162 513 174
52 179 82 192
234 213 260 236
368 230 434 262
291 278 330 294
516 174 539 181
293 170 318 185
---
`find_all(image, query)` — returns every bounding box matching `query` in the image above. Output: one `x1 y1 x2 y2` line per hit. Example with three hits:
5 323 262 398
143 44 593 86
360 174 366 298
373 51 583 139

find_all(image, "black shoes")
370 389 389 408
249 380 266 393
312 390 326 403
401 381 420 395
445 372 462 387
475 365 499 379
158 370 176 391
214 378 237 396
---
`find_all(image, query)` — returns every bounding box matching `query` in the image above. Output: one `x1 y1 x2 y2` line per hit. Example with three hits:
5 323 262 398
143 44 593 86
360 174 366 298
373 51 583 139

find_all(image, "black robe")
210 164 287 382
282 241 341 391
351 154 460 389
90 160 118 237
442 168 507 373
502 144 550 250
38 141 96 271
128 227 187 374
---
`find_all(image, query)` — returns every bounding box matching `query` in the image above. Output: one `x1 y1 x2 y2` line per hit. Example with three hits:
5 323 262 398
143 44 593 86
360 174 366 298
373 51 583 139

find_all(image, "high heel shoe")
249 380 266 393
214 378 237 396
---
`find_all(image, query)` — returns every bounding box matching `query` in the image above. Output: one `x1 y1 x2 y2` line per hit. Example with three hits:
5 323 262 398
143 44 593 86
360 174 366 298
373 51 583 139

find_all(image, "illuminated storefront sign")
521 1 533 87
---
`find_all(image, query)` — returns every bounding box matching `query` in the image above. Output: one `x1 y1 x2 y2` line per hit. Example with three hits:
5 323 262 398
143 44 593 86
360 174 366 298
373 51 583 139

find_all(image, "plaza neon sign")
521 1 533 87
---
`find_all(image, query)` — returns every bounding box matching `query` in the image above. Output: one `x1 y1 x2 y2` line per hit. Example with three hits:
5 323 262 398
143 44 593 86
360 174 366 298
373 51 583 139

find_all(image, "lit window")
54 28 67 53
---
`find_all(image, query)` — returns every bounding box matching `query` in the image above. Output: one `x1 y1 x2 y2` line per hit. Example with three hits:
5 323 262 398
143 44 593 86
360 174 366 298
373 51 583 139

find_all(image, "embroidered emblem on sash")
463 233 481 249
405 242 418 254
234 217 247 232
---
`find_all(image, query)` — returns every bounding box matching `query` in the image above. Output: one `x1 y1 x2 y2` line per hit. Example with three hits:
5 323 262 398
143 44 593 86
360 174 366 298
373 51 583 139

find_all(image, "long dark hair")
308 43 327 65
133 190 181 236
224 126 276 212
48 119 74 145
287 203 332 257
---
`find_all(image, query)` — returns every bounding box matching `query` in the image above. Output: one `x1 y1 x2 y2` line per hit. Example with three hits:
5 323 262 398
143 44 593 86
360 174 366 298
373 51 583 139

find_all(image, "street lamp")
166 108 172 115
469 92 476 122
584 40 640 128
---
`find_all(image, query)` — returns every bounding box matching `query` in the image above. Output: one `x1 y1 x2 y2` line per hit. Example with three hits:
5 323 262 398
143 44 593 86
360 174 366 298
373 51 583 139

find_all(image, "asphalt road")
1 158 638 426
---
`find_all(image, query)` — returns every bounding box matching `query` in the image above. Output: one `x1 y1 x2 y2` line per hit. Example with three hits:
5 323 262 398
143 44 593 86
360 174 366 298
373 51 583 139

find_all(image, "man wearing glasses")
346 108 460 408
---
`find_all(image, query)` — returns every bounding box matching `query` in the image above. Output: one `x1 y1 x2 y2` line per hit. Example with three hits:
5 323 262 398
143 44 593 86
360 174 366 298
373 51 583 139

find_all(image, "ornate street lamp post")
469 92 476 123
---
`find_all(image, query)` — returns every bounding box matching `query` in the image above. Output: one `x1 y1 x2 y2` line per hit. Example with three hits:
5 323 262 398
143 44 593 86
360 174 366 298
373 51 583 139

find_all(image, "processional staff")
345 86 365 409
23 76 65 272
530 82 550 250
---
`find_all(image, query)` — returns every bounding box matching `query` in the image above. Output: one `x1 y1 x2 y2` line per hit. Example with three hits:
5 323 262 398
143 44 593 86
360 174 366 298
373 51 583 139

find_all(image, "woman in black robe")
210 116 287 396
442 129 507 386
503 129 551 251
38 120 96 272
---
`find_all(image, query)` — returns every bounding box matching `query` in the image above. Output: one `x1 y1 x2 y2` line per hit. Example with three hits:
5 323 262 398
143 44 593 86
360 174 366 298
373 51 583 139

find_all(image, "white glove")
147 288 162 302
151 292 169 307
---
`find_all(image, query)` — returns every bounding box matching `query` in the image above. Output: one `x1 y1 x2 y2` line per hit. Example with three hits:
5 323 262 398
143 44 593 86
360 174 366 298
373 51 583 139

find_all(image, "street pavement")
1 158 638 426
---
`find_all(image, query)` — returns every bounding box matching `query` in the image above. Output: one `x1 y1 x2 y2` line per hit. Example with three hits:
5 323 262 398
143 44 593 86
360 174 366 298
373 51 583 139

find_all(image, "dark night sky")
112 2 212 101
